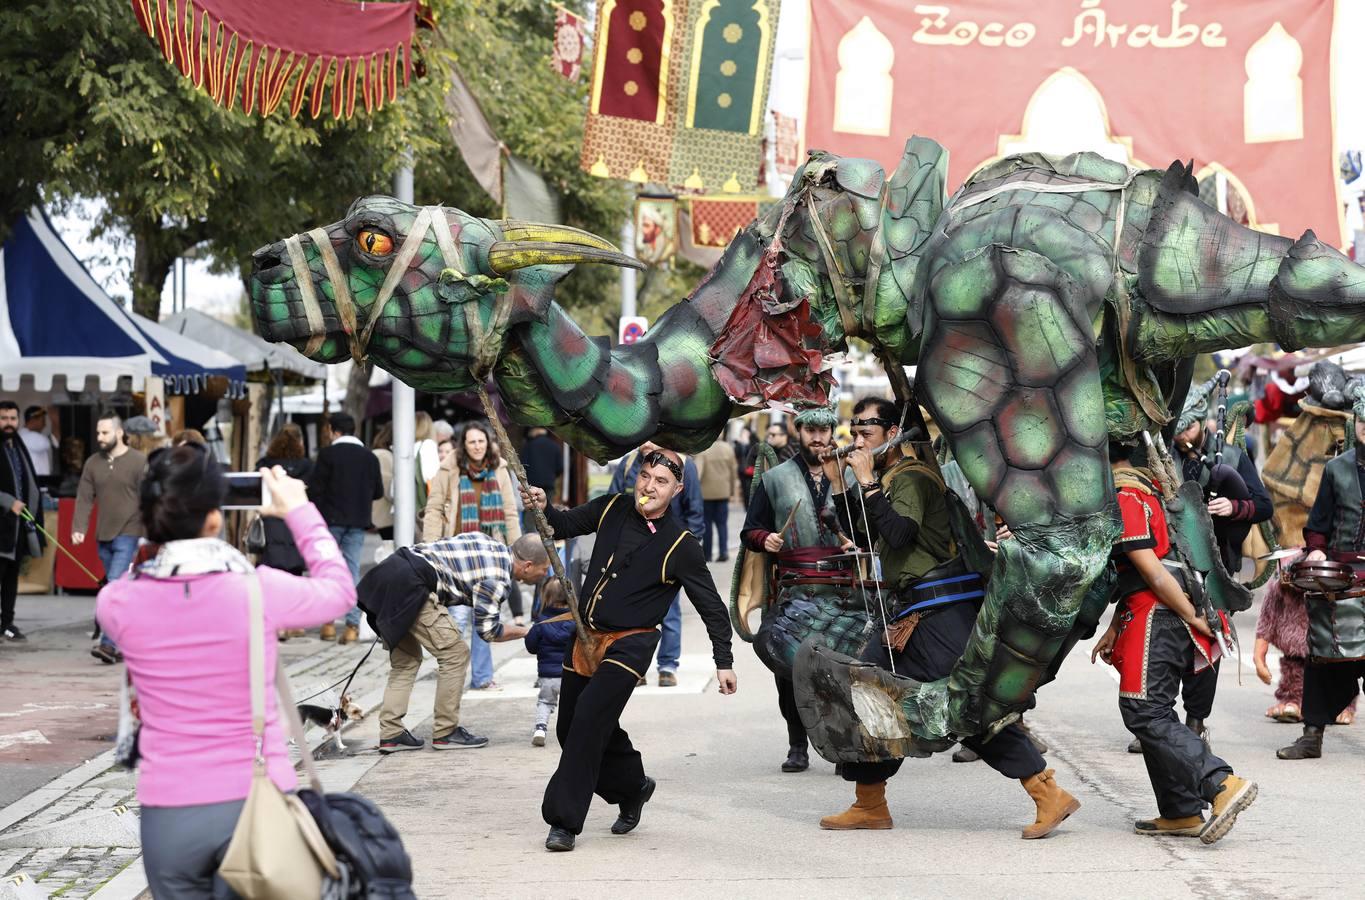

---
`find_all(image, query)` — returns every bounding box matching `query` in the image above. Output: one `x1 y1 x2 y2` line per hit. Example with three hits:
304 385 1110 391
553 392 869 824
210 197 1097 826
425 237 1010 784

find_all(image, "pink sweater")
97 505 355 807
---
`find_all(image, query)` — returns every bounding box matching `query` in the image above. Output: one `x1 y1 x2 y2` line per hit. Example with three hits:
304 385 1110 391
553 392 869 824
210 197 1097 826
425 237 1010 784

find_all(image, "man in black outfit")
1137 392 1274 753
521 427 563 529
0 401 44 641
522 449 737 852
308 412 384 643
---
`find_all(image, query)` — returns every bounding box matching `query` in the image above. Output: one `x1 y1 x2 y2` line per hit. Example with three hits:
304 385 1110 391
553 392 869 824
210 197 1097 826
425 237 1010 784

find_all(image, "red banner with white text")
805 0 1341 244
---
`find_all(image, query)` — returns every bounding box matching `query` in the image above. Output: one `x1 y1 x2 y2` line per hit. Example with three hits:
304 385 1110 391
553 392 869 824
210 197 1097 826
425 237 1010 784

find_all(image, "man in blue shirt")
610 442 703 686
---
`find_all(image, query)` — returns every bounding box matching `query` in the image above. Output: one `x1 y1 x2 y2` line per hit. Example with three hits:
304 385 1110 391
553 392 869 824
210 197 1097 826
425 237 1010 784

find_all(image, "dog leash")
295 636 380 705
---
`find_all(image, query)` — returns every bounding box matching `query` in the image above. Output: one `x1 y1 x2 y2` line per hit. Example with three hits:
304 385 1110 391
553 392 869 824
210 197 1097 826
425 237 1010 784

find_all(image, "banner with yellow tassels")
128 0 424 119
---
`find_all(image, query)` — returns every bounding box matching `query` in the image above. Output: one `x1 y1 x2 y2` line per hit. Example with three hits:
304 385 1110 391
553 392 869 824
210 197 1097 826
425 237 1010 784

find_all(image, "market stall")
2 207 248 592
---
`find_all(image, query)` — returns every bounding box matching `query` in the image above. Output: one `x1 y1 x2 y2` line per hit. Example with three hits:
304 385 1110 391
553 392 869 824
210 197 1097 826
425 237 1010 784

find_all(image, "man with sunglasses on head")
739 405 851 773
522 448 737 853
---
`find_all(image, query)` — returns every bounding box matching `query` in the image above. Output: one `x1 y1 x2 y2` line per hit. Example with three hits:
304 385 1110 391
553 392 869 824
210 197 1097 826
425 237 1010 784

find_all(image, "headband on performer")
642 450 684 483
851 416 897 429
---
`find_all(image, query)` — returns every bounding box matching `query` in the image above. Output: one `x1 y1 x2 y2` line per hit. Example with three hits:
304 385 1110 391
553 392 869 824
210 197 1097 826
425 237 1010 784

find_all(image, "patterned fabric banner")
771 111 800 176
581 0 781 193
686 195 773 247
552 7 585 80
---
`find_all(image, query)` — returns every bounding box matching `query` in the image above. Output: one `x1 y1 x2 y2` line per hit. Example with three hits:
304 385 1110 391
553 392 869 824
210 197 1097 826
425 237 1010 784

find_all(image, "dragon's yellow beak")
488 221 644 274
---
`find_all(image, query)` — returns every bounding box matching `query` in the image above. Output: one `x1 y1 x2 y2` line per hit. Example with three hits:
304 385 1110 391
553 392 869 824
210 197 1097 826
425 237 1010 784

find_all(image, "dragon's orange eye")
357 229 393 256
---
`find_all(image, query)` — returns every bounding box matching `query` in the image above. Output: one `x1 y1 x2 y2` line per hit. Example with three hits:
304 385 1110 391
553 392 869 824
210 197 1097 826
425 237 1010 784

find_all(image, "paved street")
1 533 1363 898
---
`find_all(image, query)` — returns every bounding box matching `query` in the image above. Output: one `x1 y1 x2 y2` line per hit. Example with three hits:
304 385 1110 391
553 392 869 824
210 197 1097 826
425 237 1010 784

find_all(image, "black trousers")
1303 660 1365 728
842 601 1044 784
1119 609 1233 819
1181 657 1219 720
0 555 19 630
775 674 807 750
542 631 659 834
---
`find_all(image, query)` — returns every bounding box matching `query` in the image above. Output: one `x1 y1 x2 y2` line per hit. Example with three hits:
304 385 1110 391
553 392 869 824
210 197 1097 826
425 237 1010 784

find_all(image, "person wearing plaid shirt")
359 532 549 752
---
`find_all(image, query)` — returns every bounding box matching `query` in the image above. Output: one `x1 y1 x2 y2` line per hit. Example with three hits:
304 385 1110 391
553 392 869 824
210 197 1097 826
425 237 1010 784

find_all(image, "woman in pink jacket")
97 443 355 898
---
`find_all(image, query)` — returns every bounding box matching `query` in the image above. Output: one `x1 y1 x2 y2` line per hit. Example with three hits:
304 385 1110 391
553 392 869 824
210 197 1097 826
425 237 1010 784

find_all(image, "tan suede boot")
320 623 337 641
1020 768 1080 839
819 782 893 830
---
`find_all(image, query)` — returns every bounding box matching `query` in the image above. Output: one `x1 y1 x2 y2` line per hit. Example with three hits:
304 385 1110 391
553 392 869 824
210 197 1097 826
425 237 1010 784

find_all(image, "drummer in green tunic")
1279 397 1365 760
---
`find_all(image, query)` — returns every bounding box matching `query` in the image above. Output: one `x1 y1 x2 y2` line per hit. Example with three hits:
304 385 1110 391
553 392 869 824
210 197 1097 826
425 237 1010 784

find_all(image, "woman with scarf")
422 422 523 688
96 443 354 896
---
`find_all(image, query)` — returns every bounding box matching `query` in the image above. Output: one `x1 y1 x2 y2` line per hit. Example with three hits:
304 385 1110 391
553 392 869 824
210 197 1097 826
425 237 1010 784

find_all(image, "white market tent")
162 308 326 382
0 208 246 394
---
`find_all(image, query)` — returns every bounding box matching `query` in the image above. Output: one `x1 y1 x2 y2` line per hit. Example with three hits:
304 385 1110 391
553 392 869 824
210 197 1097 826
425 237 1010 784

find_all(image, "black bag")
298 790 416 900
245 514 267 555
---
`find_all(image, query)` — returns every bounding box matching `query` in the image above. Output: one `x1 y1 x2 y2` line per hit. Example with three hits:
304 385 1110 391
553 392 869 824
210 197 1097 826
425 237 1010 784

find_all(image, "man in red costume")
1092 439 1257 844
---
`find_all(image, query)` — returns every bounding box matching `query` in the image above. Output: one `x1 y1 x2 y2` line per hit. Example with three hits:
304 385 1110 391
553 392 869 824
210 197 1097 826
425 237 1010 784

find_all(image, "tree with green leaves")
0 0 626 324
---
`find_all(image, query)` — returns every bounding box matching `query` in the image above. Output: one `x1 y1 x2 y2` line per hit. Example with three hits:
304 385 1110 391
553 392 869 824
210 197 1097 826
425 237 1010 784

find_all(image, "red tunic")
1109 486 1220 699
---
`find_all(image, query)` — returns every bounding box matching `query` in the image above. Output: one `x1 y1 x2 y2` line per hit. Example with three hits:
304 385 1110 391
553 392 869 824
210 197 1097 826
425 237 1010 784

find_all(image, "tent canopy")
163 309 326 382
0 208 246 393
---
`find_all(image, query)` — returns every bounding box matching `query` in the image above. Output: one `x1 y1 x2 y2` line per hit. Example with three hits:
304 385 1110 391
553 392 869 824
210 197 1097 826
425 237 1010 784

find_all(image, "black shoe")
717 555 729 563
546 827 576 851
1277 725 1324 760
91 643 120 664
432 726 489 750
378 730 425 753
611 777 656 834
1127 736 1143 754
1186 717 1212 750
4 626 26 642
952 745 980 763
781 747 809 772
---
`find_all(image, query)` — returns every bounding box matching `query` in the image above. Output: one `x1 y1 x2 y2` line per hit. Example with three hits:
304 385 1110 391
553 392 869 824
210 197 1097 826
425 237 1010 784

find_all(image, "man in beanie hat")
1281 390 1365 760
1156 377 1272 753
739 401 850 773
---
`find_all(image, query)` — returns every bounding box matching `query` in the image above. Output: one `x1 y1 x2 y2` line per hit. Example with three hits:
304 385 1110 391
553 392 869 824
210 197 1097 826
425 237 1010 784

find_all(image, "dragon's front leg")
798 245 1120 757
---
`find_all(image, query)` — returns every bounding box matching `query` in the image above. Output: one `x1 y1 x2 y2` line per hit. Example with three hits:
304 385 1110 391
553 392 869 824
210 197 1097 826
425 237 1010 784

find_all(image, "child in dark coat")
524 579 575 746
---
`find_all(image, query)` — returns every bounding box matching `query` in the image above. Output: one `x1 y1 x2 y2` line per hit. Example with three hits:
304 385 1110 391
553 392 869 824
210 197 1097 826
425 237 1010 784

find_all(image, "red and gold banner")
552 7 586 80
805 0 1341 244
129 0 421 119
687 196 775 247
581 0 781 192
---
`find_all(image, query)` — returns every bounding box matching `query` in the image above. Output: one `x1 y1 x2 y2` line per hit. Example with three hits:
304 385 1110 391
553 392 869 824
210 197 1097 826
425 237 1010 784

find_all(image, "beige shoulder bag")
220 571 339 899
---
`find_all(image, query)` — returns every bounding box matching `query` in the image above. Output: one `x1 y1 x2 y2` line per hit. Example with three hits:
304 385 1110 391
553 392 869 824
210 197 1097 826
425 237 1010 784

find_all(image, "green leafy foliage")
0 0 627 322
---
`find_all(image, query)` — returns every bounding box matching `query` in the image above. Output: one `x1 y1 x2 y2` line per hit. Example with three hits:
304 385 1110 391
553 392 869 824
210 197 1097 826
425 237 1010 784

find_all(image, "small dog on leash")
296 690 365 752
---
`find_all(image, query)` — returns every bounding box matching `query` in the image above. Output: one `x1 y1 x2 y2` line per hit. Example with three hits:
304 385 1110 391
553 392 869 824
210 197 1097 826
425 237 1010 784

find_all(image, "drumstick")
779 499 802 538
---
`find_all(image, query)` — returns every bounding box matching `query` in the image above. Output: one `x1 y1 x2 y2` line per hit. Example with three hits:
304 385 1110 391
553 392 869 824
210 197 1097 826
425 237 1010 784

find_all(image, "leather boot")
819 782 893 830
320 623 337 641
1276 725 1324 760
1020 768 1080 839
1200 774 1257 845
1185 715 1211 749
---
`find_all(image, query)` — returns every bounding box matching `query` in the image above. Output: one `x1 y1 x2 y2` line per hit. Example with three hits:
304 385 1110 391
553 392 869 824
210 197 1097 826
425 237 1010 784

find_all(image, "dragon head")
249 196 640 390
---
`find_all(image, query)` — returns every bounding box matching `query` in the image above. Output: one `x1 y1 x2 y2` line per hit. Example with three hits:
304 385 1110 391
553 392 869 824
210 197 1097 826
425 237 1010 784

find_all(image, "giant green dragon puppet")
249 136 1365 759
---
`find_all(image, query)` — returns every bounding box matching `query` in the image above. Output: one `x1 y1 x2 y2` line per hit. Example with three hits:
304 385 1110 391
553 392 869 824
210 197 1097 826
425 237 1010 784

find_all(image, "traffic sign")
619 316 649 345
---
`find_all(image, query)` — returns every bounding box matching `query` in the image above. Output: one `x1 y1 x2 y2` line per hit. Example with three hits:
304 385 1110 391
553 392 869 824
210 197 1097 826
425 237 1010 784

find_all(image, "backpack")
298 790 416 900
